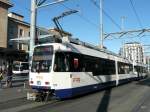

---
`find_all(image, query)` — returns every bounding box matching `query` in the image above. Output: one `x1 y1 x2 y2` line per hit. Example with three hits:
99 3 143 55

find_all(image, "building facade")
8 12 50 52
8 14 30 51
0 0 72 68
0 0 12 48
120 42 144 64
144 55 150 72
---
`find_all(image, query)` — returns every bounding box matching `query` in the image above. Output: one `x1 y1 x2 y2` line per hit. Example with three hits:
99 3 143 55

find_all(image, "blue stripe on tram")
55 81 116 99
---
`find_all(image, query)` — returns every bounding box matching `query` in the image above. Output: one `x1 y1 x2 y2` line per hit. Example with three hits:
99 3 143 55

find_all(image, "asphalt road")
0 77 150 112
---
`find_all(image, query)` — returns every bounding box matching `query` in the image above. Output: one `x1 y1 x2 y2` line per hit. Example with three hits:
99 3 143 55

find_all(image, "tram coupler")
27 90 39 101
27 90 54 102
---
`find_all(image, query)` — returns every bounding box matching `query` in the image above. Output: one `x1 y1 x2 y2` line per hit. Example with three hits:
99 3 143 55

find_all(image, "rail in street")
0 77 150 112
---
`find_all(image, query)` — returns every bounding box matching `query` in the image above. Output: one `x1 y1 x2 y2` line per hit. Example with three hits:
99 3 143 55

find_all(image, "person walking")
6 64 13 88
0 68 4 89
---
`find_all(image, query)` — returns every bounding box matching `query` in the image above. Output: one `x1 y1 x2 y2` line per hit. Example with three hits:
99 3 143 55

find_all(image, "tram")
29 36 147 99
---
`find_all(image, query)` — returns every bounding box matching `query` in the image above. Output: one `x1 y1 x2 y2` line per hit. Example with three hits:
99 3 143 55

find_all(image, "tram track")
0 97 30 110
19 79 150 112
1 78 149 112
0 97 61 112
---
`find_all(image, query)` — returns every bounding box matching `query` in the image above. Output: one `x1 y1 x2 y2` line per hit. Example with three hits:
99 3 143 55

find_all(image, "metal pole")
30 0 37 59
121 16 124 31
29 0 72 61
148 57 150 73
100 0 103 49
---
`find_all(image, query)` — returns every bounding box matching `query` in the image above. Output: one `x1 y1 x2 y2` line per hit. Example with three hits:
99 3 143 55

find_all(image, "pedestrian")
0 68 3 89
6 64 13 88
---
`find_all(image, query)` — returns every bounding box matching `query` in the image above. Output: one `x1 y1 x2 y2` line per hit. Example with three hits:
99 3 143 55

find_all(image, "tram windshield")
31 46 53 73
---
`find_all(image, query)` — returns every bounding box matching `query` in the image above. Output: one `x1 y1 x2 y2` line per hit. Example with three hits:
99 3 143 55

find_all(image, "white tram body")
29 37 147 99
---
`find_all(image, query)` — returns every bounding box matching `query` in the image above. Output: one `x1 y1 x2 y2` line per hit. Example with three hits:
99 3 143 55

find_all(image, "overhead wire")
12 0 99 29
60 3 100 29
11 0 31 13
103 10 122 30
129 0 143 28
90 0 122 30
37 0 47 6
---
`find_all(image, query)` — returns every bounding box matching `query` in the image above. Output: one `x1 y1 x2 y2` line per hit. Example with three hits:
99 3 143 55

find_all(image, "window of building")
19 29 24 37
19 43 22 50
9 27 14 35
28 31 30 36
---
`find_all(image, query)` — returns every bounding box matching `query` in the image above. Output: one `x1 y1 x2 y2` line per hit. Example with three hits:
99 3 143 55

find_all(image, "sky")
9 0 150 54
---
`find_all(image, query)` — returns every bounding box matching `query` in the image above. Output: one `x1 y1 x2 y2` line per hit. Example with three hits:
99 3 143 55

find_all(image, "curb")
1 78 28 84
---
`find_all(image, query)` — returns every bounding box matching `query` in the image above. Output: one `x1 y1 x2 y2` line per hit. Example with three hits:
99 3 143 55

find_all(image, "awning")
9 34 58 45
9 37 30 44
0 47 27 61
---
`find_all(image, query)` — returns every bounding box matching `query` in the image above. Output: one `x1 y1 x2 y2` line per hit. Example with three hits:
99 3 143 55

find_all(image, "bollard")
24 82 26 89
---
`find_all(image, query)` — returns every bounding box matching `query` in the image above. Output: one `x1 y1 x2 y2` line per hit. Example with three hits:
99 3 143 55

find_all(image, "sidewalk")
0 86 27 103
1 76 28 84
0 76 29 102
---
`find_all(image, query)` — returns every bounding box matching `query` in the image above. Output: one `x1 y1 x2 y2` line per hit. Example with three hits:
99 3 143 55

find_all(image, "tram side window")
144 67 147 73
54 52 116 74
93 59 102 75
118 62 124 74
141 67 145 73
134 66 139 73
83 55 96 73
108 60 115 75
137 66 143 73
129 64 133 73
101 59 115 75
54 52 70 72
83 55 115 75
118 62 132 74
69 53 83 72
54 52 82 72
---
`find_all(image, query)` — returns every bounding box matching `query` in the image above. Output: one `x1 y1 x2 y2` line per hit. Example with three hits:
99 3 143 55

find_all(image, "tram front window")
31 46 53 73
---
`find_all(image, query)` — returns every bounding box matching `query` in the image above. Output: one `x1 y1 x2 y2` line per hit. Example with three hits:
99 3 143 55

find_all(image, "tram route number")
36 76 43 80
73 78 80 83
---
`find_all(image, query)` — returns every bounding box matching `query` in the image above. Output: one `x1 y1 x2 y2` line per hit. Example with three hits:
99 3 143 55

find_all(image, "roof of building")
125 42 140 45
8 17 49 33
8 16 29 26
0 0 13 7
8 12 24 17
8 13 72 37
